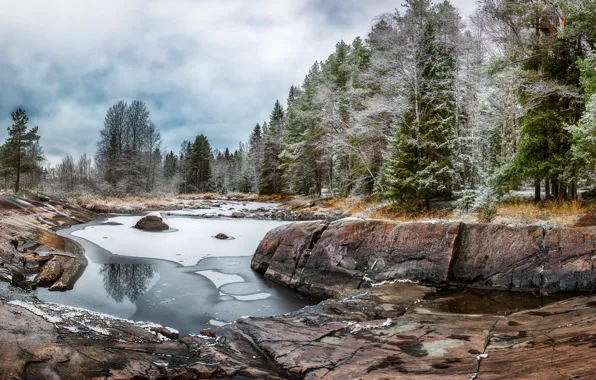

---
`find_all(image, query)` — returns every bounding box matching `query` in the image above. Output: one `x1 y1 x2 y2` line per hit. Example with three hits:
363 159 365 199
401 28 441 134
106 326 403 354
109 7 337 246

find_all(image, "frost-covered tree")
259 100 285 194
380 0 461 209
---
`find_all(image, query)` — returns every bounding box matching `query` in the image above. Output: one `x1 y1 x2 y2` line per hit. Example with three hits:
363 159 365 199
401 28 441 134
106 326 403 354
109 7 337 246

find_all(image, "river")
36 209 316 335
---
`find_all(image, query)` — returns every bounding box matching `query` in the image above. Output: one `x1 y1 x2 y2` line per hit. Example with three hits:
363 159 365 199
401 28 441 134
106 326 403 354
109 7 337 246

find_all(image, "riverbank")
69 192 596 227
3 281 596 379
0 195 95 292
1 195 596 379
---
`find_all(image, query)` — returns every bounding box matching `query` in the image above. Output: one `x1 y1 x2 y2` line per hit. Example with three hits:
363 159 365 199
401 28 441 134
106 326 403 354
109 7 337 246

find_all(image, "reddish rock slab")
300 219 461 297
252 219 461 298
452 224 596 292
450 224 545 290
34 258 64 286
478 296 596 379
251 221 327 290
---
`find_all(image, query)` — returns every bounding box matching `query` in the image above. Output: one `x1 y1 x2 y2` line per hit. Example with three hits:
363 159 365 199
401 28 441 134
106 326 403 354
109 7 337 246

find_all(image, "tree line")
4 0 596 212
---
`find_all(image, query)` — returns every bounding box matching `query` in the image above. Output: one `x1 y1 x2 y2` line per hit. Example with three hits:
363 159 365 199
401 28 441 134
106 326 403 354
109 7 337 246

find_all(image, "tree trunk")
552 178 559 200
545 178 550 200
14 143 21 193
534 179 541 202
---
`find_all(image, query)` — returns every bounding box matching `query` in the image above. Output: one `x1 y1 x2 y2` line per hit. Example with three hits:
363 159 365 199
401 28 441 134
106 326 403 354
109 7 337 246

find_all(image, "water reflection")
100 263 157 302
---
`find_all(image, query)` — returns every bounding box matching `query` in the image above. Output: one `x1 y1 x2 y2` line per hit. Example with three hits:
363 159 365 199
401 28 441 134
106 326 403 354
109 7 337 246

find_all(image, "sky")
0 0 477 165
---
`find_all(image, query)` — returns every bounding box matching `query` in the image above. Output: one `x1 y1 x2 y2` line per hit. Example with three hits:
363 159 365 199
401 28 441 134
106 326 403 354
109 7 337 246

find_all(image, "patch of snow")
209 319 229 327
196 270 244 288
365 278 418 287
87 325 110 335
231 292 271 301
477 353 488 360
14 198 33 207
8 300 63 323
62 325 80 333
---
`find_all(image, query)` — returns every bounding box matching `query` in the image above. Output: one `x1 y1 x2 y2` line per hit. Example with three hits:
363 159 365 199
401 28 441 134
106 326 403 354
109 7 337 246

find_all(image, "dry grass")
493 200 589 226
70 194 181 213
367 205 454 222
70 192 291 214
317 197 454 221
309 196 591 225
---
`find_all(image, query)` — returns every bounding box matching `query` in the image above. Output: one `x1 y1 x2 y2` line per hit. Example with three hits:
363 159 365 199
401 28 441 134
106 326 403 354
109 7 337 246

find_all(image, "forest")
1 0 595 212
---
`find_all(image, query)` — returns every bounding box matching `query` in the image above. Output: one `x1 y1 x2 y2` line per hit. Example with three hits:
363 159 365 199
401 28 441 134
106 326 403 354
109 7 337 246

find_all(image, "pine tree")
2 108 41 192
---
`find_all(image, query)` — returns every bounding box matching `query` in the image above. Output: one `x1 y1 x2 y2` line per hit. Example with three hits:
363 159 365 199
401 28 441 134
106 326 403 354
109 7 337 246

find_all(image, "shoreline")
1 195 596 378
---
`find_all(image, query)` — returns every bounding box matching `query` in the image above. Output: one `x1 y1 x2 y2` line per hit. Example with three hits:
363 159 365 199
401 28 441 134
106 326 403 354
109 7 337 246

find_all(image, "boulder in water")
215 233 230 240
134 212 169 231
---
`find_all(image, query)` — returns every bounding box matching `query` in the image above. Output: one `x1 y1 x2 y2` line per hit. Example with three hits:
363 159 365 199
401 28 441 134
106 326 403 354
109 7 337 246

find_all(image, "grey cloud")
0 0 477 164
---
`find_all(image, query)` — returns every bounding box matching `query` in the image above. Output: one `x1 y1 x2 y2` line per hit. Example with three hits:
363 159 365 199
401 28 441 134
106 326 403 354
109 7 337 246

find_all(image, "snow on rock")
7 300 179 341
8 300 63 323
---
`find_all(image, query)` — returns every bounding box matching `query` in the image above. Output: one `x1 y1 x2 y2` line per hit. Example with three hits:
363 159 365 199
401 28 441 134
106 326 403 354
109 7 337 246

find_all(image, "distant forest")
1 0 595 211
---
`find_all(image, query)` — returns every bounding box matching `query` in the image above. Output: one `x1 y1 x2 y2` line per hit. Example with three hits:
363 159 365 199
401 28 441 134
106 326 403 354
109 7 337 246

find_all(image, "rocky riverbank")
74 195 347 221
0 195 95 292
2 200 596 379
3 281 596 379
251 219 596 298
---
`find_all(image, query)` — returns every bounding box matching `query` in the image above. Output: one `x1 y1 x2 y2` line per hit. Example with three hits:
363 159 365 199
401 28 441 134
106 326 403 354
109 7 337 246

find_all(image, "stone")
150 326 179 340
231 211 245 218
214 233 229 240
575 212 596 227
35 259 63 286
134 212 169 231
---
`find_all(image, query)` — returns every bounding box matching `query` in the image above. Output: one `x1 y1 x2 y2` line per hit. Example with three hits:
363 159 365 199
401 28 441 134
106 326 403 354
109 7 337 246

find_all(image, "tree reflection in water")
100 263 157 302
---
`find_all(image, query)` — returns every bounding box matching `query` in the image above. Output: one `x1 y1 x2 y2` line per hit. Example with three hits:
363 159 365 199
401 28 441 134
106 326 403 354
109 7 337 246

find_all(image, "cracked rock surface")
3 283 596 379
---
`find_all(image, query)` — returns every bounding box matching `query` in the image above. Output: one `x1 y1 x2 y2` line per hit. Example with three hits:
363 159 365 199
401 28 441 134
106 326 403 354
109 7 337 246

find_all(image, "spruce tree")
381 1 459 209
190 134 212 192
259 100 284 194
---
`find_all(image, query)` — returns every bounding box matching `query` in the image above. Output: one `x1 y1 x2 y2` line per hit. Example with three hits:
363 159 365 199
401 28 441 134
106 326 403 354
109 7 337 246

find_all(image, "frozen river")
37 210 316 335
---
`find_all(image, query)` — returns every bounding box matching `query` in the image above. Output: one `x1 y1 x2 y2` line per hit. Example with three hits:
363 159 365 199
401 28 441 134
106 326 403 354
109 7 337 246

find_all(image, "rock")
134 212 169 231
252 219 461 298
231 211 245 218
452 224 596 292
253 219 596 296
35 259 63 286
150 326 180 340
24 252 54 271
451 224 545 289
214 233 229 240
200 330 217 338
251 221 328 294
575 212 596 227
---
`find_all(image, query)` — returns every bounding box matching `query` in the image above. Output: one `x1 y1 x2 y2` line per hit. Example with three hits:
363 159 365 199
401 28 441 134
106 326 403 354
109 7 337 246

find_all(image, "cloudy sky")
0 0 477 164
